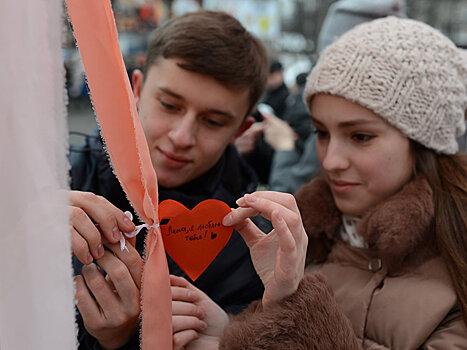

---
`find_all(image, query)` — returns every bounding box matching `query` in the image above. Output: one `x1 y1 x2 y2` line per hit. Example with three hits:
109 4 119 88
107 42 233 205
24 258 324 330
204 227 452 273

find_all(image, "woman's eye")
313 129 328 138
352 133 373 142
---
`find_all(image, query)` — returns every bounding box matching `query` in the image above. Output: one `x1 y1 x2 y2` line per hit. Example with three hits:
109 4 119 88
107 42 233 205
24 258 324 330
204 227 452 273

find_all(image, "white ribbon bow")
119 211 159 251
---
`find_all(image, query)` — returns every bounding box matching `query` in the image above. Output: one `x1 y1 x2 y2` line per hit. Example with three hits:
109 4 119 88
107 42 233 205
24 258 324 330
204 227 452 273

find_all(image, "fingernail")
245 194 256 202
187 291 195 299
113 227 120 241
123 217 135 230
199 321 207 330
223 214 232 226
236 197 245 206
97 244 104 257
86 253 93 264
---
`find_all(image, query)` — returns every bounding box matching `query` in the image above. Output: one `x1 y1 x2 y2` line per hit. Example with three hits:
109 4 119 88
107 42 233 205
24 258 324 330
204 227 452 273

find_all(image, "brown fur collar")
220 273 361 350
295 175 437 271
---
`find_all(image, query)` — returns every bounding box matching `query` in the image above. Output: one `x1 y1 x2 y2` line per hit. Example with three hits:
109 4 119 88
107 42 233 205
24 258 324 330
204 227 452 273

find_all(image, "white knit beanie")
305 16 467 154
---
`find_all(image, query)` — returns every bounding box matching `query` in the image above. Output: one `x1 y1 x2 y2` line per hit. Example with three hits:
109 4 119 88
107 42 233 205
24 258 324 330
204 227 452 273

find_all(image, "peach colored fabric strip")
65 0 172 348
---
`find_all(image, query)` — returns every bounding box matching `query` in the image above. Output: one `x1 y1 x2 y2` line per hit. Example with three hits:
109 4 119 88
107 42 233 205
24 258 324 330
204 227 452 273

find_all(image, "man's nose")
168 114 197 148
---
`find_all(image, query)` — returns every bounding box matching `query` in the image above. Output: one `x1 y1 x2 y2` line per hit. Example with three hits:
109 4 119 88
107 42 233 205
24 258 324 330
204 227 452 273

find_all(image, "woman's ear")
132 69 144 107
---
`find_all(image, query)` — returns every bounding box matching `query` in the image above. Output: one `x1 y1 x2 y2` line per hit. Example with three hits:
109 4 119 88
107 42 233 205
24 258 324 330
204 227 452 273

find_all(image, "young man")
69 10 269 350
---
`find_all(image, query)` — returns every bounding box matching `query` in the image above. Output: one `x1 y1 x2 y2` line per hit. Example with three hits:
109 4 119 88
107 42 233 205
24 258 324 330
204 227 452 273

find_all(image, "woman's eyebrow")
310 116 324 126
338 119 379 127
311 116 379 127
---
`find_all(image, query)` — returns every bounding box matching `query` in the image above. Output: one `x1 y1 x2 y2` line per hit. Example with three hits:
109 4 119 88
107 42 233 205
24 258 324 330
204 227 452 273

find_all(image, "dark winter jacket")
70 129 267 350
262 82 289 119
220 175 467 349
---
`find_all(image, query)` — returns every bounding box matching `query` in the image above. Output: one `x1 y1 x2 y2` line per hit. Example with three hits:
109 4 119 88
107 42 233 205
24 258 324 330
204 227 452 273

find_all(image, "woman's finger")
170 275 191 288
171 286 196 303
237 191 299 212
173 329 199 350
172 300 203 318
172 315 206 333
222 207 259 225
237 194 304 243
242 193 297 221
272 210 297 257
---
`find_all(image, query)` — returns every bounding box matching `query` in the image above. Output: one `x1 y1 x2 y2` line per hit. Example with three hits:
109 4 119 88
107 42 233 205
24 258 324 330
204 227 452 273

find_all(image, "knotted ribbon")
119 211 160 252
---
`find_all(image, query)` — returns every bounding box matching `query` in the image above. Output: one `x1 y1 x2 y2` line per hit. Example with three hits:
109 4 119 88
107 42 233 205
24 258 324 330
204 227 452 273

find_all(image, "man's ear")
230 116 255 144
132 69 144 107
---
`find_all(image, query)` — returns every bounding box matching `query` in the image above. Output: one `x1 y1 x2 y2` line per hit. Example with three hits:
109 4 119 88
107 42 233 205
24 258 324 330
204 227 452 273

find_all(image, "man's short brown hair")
143 10 269 115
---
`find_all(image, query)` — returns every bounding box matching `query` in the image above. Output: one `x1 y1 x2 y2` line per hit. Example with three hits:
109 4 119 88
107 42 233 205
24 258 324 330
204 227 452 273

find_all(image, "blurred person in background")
234 60 289 185
262 60 289 119
317 0 406 54
235 67 313 187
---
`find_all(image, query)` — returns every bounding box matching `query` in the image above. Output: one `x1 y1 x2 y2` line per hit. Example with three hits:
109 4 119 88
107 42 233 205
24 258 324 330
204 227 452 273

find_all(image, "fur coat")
219 176 467 349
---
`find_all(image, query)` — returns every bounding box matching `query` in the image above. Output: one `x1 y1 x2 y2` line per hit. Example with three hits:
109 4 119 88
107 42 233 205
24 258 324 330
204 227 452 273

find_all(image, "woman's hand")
222 192 308 308
171 275 229 350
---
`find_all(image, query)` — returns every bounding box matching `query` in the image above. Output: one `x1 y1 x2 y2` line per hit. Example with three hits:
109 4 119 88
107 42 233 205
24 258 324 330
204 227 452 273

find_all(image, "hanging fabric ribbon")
65 1 172 349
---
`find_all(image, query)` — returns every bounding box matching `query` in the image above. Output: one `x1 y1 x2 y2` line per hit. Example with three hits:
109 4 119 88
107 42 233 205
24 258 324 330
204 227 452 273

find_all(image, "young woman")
171 17 467 349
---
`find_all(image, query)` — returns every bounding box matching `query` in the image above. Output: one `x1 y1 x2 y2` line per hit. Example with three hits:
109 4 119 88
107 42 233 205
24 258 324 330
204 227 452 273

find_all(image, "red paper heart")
159 199 233 281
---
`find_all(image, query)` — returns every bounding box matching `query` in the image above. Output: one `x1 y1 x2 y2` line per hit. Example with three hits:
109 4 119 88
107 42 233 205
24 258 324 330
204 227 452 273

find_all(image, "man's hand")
75 242 143 349
70 191 141 349
70 191 135 264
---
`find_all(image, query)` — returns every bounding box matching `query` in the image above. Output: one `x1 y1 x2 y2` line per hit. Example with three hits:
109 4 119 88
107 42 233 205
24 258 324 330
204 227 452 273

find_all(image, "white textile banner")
0 0 77 348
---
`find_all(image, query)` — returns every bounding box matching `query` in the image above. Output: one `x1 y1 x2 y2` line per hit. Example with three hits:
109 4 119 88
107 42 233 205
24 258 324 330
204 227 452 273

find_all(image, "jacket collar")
295 174 437 271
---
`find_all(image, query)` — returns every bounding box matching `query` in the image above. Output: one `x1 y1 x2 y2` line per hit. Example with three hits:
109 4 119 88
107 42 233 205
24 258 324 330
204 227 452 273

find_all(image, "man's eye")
352 133 373 142
205 118 224 127
160 100 178 111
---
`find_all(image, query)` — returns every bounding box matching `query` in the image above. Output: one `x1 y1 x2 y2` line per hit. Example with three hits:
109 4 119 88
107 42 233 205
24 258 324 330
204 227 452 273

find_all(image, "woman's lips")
330 179 359 194
158 148 191 168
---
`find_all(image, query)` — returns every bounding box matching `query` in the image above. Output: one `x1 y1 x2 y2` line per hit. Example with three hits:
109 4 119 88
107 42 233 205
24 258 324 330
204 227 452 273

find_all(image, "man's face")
132 58 250 188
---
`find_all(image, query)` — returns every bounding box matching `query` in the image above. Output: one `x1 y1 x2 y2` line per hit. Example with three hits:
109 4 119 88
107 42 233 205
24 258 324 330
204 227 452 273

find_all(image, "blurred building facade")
63 0 467 98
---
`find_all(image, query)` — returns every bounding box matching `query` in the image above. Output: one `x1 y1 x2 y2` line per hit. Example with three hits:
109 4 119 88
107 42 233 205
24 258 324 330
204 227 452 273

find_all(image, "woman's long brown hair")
415 143 467 326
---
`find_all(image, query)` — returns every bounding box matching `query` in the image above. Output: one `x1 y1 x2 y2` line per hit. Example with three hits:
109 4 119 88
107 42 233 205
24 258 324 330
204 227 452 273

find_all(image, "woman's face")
311 94 415 217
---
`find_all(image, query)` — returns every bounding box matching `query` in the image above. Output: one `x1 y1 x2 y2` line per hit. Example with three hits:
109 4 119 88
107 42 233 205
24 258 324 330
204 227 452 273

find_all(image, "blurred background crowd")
66 0 467 191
